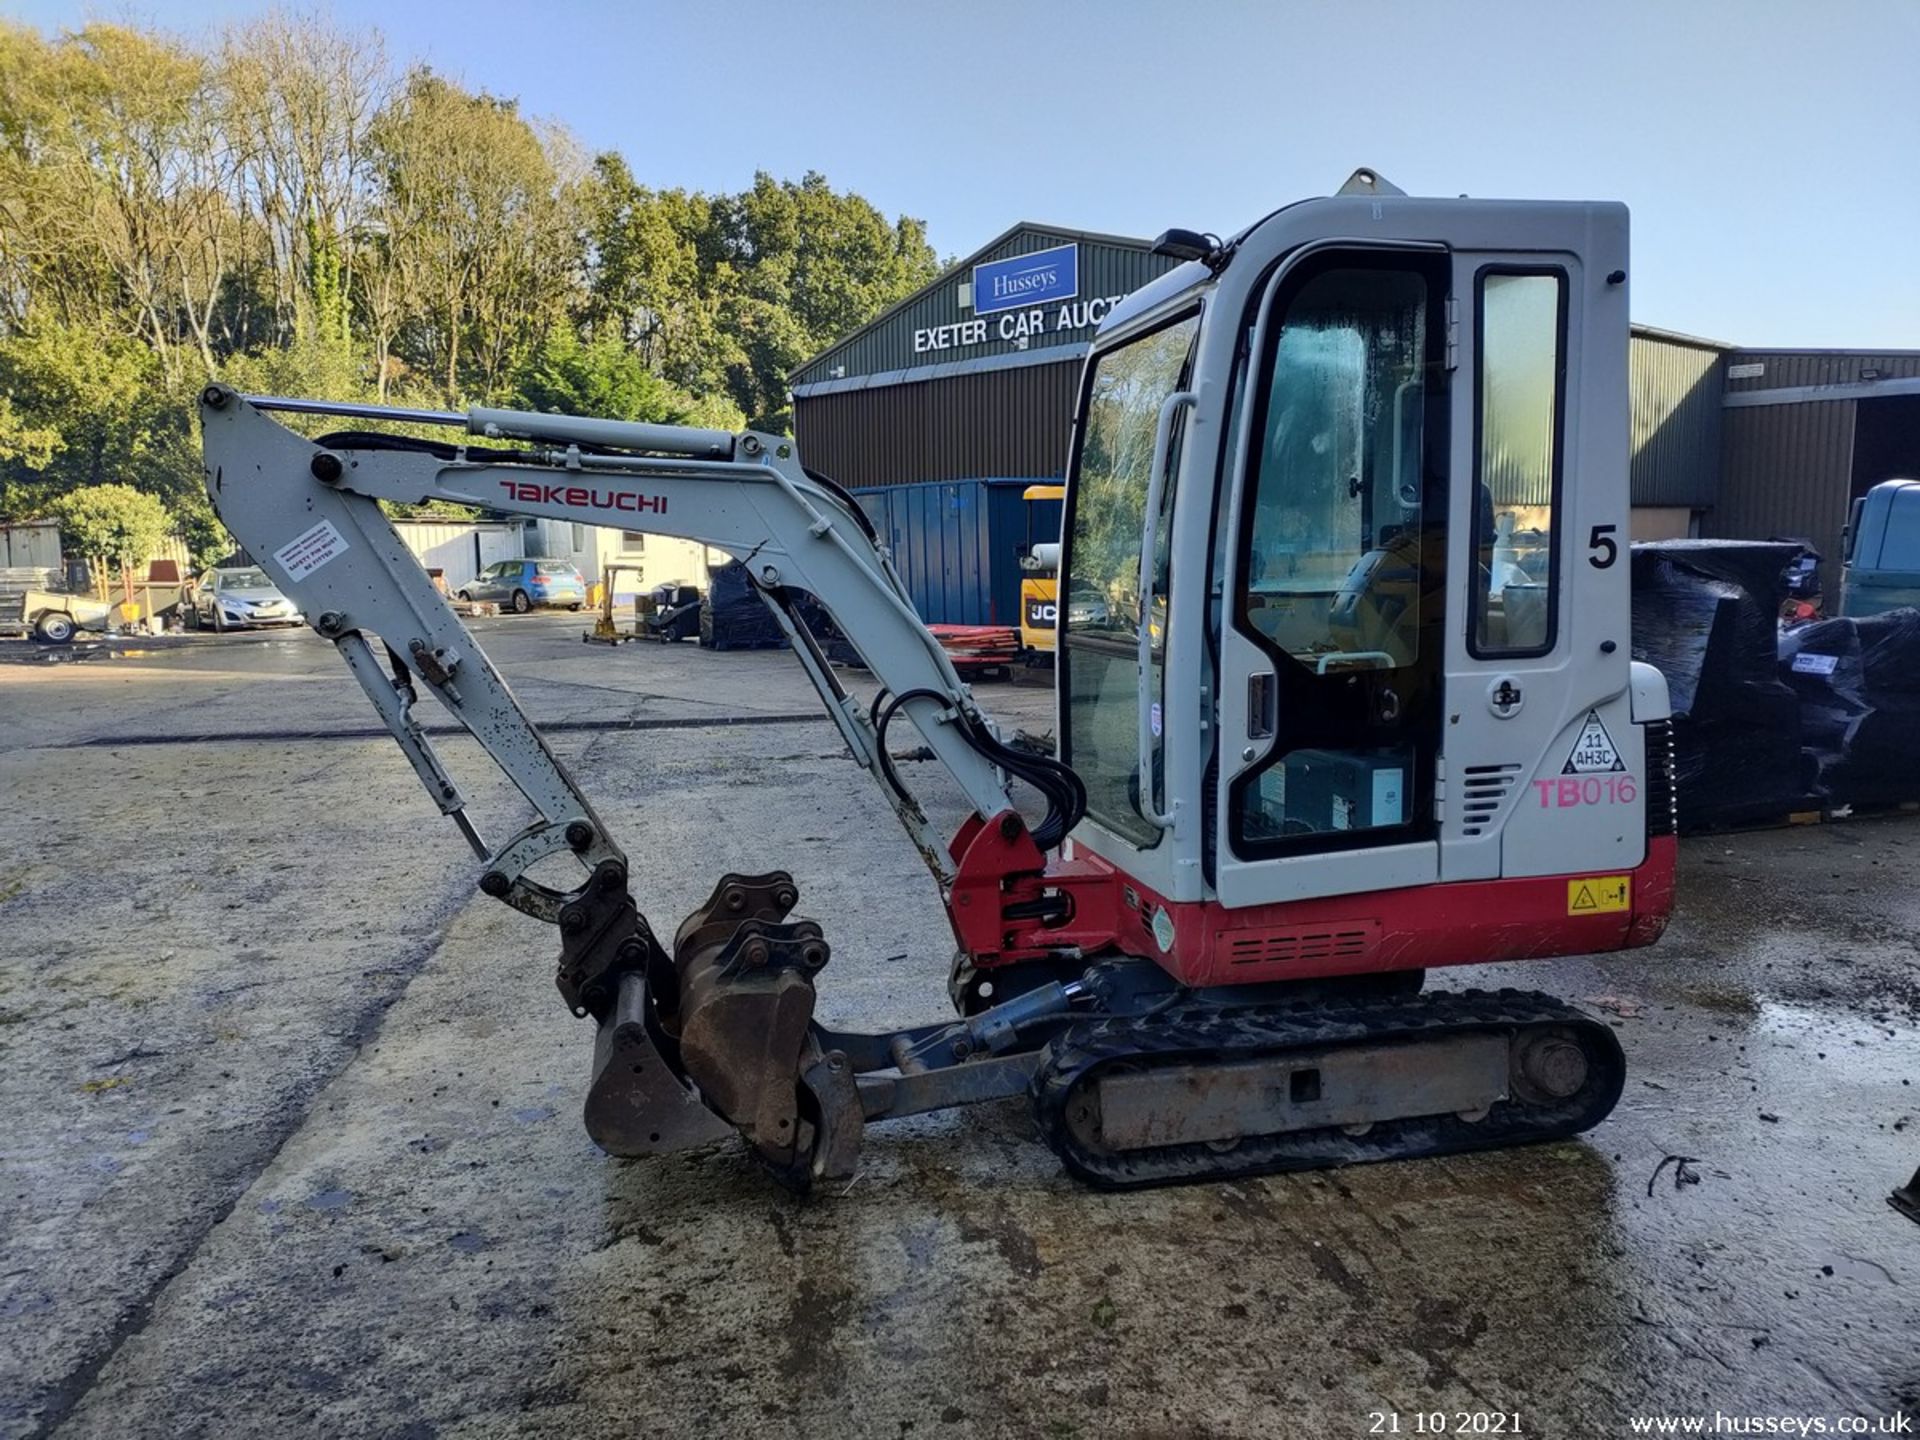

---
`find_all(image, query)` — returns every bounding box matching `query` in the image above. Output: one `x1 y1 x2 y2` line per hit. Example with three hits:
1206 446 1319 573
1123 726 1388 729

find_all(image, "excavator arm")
199 386 1095 1187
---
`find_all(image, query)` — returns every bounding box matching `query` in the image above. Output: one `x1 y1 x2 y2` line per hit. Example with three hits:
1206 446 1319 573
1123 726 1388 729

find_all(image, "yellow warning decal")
1568 876 1631 915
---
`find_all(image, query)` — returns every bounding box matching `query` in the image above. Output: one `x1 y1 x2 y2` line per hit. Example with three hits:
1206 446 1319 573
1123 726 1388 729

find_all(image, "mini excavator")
198 171 1676 1192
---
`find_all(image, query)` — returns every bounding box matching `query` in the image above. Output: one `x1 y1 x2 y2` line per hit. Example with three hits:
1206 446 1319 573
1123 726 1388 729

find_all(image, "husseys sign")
973 244 1079 314
913 243 1126 356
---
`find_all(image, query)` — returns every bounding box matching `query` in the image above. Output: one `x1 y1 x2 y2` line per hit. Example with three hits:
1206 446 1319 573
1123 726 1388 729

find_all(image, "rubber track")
1031 987 1625 1190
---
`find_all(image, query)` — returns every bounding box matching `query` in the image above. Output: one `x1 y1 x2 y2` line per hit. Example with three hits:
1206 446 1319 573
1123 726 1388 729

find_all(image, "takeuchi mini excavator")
198 171 1676 1192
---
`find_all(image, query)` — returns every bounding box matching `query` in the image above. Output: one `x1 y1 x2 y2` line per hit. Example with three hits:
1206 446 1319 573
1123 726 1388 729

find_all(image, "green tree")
51 482 174 588
0 396 61 469
364 69 574 403
711 171 940 429
513 328 743 432
219 12 387 348
0 323 214 555
576 154 736 394
0 24 237 377
0 13 938 540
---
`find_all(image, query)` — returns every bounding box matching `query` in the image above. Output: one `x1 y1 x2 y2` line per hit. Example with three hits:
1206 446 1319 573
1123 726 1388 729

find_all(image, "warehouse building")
791 225 1915 620
789 225 1175 625
1713 350 1920 576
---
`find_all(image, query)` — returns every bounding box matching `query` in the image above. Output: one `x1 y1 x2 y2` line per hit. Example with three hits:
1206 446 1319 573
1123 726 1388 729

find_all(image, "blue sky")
17 0 1919 347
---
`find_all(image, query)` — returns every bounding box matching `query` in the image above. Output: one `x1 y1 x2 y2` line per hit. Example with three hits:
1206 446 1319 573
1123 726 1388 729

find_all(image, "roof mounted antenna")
1338 167 1406 198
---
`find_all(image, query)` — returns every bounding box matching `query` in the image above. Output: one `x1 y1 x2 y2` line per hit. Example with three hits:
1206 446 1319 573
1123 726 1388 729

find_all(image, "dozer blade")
583 972 731 1156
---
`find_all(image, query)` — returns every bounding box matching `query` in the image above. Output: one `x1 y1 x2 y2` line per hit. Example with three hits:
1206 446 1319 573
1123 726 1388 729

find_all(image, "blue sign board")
971 244 1079 316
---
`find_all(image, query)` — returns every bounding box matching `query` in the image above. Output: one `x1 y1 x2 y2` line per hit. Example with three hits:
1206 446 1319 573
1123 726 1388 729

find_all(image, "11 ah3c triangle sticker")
1563 710 1626 774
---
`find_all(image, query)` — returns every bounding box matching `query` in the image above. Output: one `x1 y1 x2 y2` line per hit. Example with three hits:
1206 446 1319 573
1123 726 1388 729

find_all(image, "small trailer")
12 588 118 644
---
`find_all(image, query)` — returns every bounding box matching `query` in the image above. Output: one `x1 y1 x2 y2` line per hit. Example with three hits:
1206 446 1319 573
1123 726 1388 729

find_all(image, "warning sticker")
1562 710 1626 774
273 518 349 581
273 518 348 581
1568 876 1631 915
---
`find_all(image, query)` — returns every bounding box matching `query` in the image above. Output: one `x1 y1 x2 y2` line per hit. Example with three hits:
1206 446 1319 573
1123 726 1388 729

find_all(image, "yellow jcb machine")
1017 483 1065 657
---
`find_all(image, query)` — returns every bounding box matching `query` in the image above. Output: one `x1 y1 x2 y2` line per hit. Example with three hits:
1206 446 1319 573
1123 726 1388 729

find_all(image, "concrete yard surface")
1 616 1916 1439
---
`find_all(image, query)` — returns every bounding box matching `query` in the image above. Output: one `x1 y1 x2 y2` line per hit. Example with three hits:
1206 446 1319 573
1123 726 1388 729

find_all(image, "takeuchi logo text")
498 479 667 514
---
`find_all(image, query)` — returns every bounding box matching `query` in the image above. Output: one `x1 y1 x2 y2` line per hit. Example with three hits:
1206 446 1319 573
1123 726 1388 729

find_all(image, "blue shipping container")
850 479 1062 627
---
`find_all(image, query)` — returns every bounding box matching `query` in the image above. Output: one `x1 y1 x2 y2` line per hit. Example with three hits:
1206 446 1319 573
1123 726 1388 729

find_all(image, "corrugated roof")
1629 323 1735 352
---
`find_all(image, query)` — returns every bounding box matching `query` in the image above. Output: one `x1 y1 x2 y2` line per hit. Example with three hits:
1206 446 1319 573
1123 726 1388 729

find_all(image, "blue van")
1841 480 1920 617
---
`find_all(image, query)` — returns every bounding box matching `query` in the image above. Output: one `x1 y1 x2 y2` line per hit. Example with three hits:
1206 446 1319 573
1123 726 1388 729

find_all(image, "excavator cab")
1058 174 1673 989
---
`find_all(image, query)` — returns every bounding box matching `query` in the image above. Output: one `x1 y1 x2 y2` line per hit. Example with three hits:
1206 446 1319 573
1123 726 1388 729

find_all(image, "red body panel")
1091 834 1677 987
946 813 1120 961
949 808 1678 990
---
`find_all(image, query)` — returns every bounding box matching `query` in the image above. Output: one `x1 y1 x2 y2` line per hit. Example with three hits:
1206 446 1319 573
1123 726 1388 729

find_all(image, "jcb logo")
1026 601 1056 626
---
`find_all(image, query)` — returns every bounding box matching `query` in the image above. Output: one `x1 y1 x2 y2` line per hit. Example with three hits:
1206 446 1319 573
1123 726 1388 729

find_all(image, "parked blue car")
457 558 588 613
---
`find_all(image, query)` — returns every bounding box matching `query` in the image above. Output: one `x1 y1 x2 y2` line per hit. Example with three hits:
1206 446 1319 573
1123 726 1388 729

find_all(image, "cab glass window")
1061 311 1200 846
1239 268 1429 670
1229 256 1446 852
1471 270 1566 656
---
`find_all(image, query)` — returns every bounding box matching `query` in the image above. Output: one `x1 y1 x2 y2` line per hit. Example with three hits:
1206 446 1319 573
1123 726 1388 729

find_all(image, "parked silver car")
188 566 304 632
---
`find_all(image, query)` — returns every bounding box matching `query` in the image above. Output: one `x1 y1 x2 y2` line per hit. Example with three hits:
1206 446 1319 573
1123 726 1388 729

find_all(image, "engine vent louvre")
1459 762 1522 837
1225 920 1382 967
1643 718 1679 836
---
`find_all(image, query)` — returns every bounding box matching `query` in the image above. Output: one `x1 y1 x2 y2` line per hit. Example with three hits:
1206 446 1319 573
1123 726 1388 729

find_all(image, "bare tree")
220 12 387 346
363 70 573 401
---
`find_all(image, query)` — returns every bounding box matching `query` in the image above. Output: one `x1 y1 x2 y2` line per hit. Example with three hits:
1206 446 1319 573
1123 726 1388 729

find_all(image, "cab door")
1057 309 1202 898
1212 247 1451 907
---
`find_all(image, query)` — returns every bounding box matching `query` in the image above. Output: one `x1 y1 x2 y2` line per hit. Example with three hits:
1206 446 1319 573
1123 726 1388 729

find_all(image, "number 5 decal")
1588 523 1618 569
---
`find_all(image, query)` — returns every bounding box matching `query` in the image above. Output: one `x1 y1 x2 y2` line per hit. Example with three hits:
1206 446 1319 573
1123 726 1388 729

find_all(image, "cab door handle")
1247 672 1276 740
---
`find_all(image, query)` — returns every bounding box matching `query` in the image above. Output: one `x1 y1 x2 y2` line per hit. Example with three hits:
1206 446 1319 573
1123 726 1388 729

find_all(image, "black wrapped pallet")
700 560 787 652
1630 540 1813 830
1779 610 1920 809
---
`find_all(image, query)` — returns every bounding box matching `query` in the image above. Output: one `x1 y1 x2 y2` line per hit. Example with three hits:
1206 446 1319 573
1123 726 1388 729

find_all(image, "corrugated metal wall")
0 521 62 570
1725 351 1920 394
1629 331 1726 507
852 479 1032 625
391 521 524 593
799 360 1080 491
794 231 1177 385
1708 400 1857 573
1710 350 1920 582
